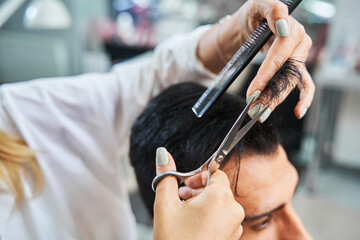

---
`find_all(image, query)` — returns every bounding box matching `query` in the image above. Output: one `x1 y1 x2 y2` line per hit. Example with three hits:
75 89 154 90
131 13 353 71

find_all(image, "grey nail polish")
246 90 261 104
299 108 308 119
248 103 263 119
275 19 289 37
259 108 272 123
156 147 168 166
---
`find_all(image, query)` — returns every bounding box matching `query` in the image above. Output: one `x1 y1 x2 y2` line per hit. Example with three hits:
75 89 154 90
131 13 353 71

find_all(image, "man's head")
130 62 311 238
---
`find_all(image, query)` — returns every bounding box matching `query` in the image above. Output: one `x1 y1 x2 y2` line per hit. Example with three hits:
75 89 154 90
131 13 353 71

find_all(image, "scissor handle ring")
152 171 182 192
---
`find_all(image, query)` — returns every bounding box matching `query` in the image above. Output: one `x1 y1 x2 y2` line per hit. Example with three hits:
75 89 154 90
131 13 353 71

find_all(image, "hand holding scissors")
153 146 245 240
152 96 269 192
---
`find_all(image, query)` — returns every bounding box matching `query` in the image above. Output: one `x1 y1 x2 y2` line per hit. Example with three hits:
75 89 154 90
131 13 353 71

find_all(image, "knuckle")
217 185 231 198
279 87 293 102
252 77 268 90
305 34 313 48
309 80 316 92
208 189 226 204
232 225 243 239
236 204 245 220
239 225 244 236
297 24 306 38
225 187 235 199
304 74 315 90
213 186 233 204
228 203 245 225
268 101 279 112
213 170 228 183
272 55 286 70
270 3 288 18
291 18 305 37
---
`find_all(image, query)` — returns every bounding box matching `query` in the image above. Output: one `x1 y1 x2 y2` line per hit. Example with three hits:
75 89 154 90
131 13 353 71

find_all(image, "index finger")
247 17 306 98
184 171 208 188
207 170 231 189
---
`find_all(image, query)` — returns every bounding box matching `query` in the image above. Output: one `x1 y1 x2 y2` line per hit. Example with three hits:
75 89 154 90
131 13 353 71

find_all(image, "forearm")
197 16 243 74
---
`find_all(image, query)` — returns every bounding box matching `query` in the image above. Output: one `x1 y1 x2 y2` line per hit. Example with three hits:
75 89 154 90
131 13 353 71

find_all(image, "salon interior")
0 0 359 239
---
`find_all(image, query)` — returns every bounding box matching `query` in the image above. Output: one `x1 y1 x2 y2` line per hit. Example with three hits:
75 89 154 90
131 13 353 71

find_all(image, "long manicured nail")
156 147 168 166
248 103 263 119
298 108 308 119
246 90 261 104
275 19 289 37
259 108 272 123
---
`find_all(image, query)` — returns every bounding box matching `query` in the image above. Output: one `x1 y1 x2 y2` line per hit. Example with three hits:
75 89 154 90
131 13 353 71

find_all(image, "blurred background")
0 0 359 239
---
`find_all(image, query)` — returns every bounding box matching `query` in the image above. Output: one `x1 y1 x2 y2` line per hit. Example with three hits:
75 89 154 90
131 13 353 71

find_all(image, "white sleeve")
110 25 215 150
0 26 215 155
0 26 218 240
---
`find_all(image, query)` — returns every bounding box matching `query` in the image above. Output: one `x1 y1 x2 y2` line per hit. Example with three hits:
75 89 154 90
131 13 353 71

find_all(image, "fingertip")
184 171 209 188
275 19 290 38
246 90 261 104
246 82 257 98
155 147 168 172
298 108 308 119
259 107 272 123
248 103 263 119
267 2 290 37
156 147 177 174
178 186 192 200
249 102 273 123
295 75 315 119
295 105 308 119
179 186 204 200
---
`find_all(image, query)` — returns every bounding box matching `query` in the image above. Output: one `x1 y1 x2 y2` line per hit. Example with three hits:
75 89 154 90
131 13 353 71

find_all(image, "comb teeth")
242 0 296 49
243 22 270 49
280 0 293 6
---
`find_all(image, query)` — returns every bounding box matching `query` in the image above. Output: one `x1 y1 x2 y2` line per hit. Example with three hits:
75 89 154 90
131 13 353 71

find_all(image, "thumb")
154 147 180 204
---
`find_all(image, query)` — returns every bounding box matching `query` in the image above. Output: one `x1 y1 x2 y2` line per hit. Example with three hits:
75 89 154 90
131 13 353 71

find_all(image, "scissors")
151 96 269 192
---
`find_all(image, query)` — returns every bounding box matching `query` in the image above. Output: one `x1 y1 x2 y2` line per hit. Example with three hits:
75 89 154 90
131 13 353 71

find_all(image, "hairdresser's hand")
178 171 209 200
153 147 244 240
197 0 315 121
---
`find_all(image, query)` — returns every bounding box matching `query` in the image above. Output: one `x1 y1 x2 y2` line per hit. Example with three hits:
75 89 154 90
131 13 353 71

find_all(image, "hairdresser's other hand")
153 147 244 240
197 0 315 120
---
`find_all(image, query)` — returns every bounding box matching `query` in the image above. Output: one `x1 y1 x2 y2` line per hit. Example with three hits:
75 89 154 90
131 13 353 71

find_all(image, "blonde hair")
0 130 43 205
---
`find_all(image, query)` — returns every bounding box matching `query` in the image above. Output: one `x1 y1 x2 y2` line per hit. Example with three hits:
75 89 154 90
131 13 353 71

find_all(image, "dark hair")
130 83 279 215
130 59 302 216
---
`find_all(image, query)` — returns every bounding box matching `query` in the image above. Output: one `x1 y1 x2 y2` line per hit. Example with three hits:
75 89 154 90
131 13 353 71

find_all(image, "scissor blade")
219 97 255 153
227 106 269 152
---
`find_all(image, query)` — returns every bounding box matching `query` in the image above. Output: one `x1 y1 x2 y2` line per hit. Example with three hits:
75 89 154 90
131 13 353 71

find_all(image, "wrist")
218 15 244 62
196 15 243 74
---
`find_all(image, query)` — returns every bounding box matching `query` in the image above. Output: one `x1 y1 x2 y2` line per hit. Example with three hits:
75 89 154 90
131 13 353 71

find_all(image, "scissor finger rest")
151 103 270 192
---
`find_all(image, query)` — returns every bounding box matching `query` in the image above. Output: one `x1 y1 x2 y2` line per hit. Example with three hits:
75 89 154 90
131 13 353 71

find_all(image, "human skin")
197 0 315 119
153 152 245 240
181 145 313 239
